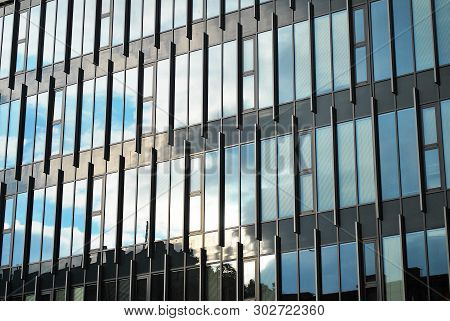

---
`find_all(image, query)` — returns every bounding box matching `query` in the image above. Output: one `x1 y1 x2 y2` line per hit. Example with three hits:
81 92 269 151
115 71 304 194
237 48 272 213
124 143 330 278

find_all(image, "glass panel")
356 118 375 204
161 0 173 32
383 235 404 301
100 17 110 47
170 158 184 238
300 174 313 212
80 80 95 151
143 0 155 37
241 143 255 225
189 195 201 232
122 169 137 247
54 0 68 63
378 112 400 200
281 252 297 300
175 54 188 128
27 6 41 70
422 107 437 145
29 189 44 263
124 68 138 140
1 233 11 266
278 25 294 104
91 215 101 250
260 255 276 301
258 31 273 108
392 0 414 76
371 0 391 81
364 242 376 283
59 182 74 258
93 76 107 148
299 249 315 300
223 40 237 117
205 151 219 232
104 173 119 249
155 161 170 241
294 21 311 100
111 71 124 143
261 139 277 222
4 199 13 230
42 1 56 66
397 108 419 196
71 0 84 57
0 14 12 77
435 0 450 66
243 39 253 72
42 186 57 262
208 45 222 121
332 10 350 91
299 133 312 171
189 50 203 125
206 264 220 301
72 179 87 255
112 0 125 45
6 101 20 169
316 126 333 212
441 100 450 186
321 245 339 299
427 228 450 300
314 15 332 94
226 0 238 13
278 135 294 218
353 9 365 43
355 46 368 83
340 242 358 300
130 0 142 41
405 231 428 300
225 147 239 228
243 260 256 300
207 0 220 18
193 0 203 20
63 85 77 154
136 166 151 244
16 42 25 72
83 0 96 54
51 124 61 156
412 0 434 71
243 75 254 110
425 149 441 189
337 122 356 208
174 0 187 28
12 194 27 266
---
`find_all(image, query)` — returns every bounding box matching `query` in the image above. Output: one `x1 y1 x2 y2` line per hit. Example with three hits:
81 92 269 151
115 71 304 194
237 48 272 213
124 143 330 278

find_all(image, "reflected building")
0 0 450 301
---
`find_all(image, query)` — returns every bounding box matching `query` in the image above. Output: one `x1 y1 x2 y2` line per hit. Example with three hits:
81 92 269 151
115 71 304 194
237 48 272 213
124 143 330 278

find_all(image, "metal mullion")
272 12 279 122
314 228 321 301
201 33 208 138
429 0 440 84
8 0 20 89
64 0 74 73
422 213 432 301
355 222 365 301
254 124 261 241
292 115 300 233
123 0 131 56
73 68 84 168
51 169 64 274
187 0 193 39
82 162 94 268
0 183 7 268
346 0 355 103
331 106 339 226
93 0 102 65
104 60 114 161
114 155 125 264
444 207 450 293
44 76 56 174
413 88 427 212
154 0 161 49
386 0 397 94
148 148 157 258
136 51 144 152
398 214 408 300
370 97 382 220
236 242 243 301
168 43 176 146
219 0 225 30
15 84 28 181
308 1 316 113
274 235 281 300
183 141 191 252
218 132 225 247
236 23 243 129
254 0 260 21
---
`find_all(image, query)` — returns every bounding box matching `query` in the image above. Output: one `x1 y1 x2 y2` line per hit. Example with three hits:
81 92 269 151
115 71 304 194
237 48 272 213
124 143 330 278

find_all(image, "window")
104 173 118 249
51 91 64 155
27 5 41 70
314 15 332 94
353 9 368 83
0 14 13 78
258 31 273 108
427 228 450 300
241 143 255 225
223 41 237 117
383 235 404 301
155 59 169 133
155 161 170 241
321 245 339 300
42 186 57 262
278 135 294 218
130 0 142 41
337 121 356 208
29 189 44 263
5 100 20 169
356 118 375 204
124 68 138 140
222 261 237 301
143 66 154 134
112 0 125 46
63 85 77 155
435 0 450 66
243 260 256 300
281 252 297 300
190 157 202 232
332 10 350 90
54 0 69 63
91 178 103 250
0 102 7 169
340 242 358 300
59 182 75 258
72 179 87 255
392 0 414 76
299 249 315 300
189 50 203 125
100 0 111 47
316 126 333 212
1 198 14 266
174 0 187 29
441 100 450 186
83 0 96 55
295 21 311 99
206 264 220 301
80 80 95 151
371 0 391 81
243 38 255 110
278 25 294 104
122 169 137 247
71 0 84 58
16 12 28 72
111 71 125 143
23 95 36 164
208 45 222 121
42 1 56 67
170 158 185 238
93 77 107 148
299 133 313 212
412 0 434 71
225 147 239 228
161 0 174 32
260 255 276 301
261 138 277 222
136 166 151 244
422 107 441 189
207 0 220 18
175 54 188 128
143 0 155 37
205 151 219 232
405 231 427 300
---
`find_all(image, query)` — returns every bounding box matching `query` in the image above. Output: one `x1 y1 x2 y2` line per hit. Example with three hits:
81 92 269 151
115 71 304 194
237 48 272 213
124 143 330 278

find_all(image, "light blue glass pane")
29 189 44 263
63 85 77 154
208 45 222 121
193 0 203 20
4 199 13 230
71 0 84 58
161 0 174 32
278 25 294 104
435 0 450 65
205 151 219 231
243 39 254 73
27 6 41 70
144 66 153 97
104 173 118 249
300 174 313 212
258 31 273 108
155 162 170 241
241 143 255 225
93 76 107 148
122 169 137 247
371 0 391 81
100 17 110 47
355 46 367 83
398 108 419 196
392 0 414 76
226 0 238 13
412 0 434 71
91 215 101 249
241 0 254 9
406 231 427 277
42 186 57 261
170 158 185 238
190 195 201 232
378 112 400 200
383 235 404 300
321 245 339 295
223 41 237 117
441 100 450 186
207 0 220 18
83 0 96 54
427 228 449 276
143 0 155 37
299 133 311 170
54 0 68 63
80 80 94 151
136 166 151 244
316 127 333 212
189 50 203 125
60 182 74 258
42 1 56 66
281 252 297 297
364 243 376 279
1 233 11 266
314 15 332 94
243 75 254 110
299 249 315 298
356 118 375 204
278 135 294 218
260 255 276 301
261 139 277 222
143 101 153 134
6 101 20 169
175 54 188 128
156 60 170 133
51 124 61 155
72 180 87 255
0 14 13 78
174 0 187 28
111 71 124 143
340 242 358 293
12 194 27 266
124 68 138 139
422 107 437 145
112 0 125 45
353 9 365 43
92 179 102 212
130 0 142 40
332 10 350 91
16 43 25 72
225 147 240 228
425 149 441 189
337 122 356 207
34 93 48 161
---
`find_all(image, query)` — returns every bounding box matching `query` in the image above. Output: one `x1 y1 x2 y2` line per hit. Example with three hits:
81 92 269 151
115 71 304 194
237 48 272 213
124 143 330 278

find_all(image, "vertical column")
430 0 440 84
254 0 260 21
52 170 65 274
183 141 191 252
255 124 262 241
8 0 20 90
413 88 426 213
73 68 84 168
219 0 225 30
148 148 158 258
168 43 176 146
15 84 28 181
104 60 114 161
123 0 131 56
292 115 300 233
331 106 339 226
186 0 193 40
371 97 383 220
272 13 279 122
36 0 47 82
274 235 281 300
308 2 316 113
83 163 94 268
355 222 366 300
387 0 397 94
44 77 56 174
399 214 408 300
199 248 206 300
218 132 225 247
22 177 35 276
236 242 243 301
346 0 355 103
314 228 322 301
64 0 74 73
115 156 125 263
201 33 209 138
0 183 6 264
154 0 161 49
236 23 243 130
93 0 102 65
136 51 145 152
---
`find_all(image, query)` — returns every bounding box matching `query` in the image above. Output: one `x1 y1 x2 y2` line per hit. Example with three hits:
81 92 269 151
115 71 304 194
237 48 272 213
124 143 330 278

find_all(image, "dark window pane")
118 279 130 301
136 279 147 301
260 255 276 301
186 268 200 301
299 249 315 300
427 228 450 300
222 262 237 301
206 264 220 301
225 147 239 228
281 252 297 300
241 143 255 225
243 260 256 300
405 231 428 300
169 271 184 300
102 281 116 301
150 274 164 300
435 0 450 66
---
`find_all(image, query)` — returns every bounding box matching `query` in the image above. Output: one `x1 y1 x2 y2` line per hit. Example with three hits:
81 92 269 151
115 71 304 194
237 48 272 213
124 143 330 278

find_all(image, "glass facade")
0 0 449 302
